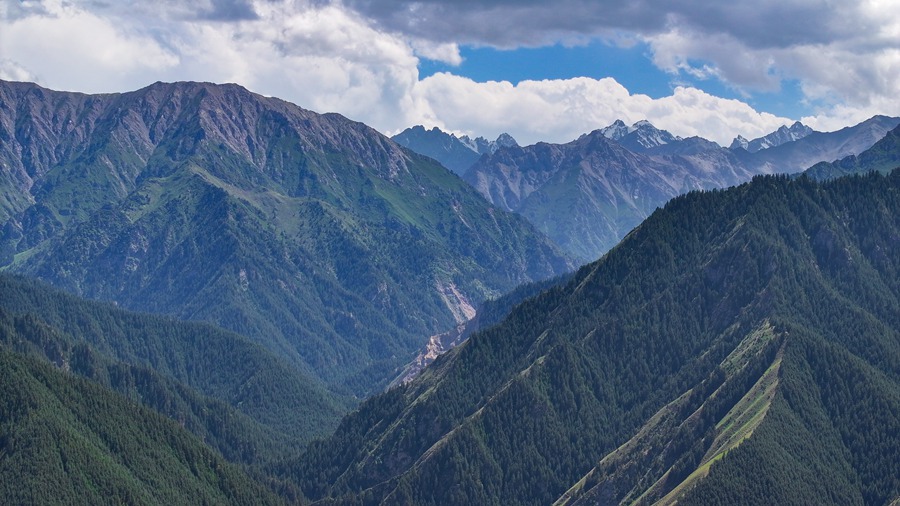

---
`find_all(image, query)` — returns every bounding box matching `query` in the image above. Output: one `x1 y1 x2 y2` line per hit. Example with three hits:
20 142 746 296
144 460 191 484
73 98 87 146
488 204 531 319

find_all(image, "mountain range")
399 116 899 261
730 121 814 152
2 78 900 505
288 169 900 505
734 115 899 174
391 125 518 176
0 79 572 395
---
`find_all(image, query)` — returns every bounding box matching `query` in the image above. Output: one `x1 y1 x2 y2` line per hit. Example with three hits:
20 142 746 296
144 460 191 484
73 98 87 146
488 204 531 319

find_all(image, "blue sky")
2 0 898 145
420 42 676 98
419 42 813 121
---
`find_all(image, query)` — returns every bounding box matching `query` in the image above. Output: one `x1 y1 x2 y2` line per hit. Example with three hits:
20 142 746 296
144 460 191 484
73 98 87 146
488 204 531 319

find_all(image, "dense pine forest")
0 273 347 501
0 273 347 455
287 171 900 505
0 346 284 505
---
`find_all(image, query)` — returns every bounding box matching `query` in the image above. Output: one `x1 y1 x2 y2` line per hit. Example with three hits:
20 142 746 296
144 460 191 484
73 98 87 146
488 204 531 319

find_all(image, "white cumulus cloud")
2 0 897 149
407 74 790 145
0 0 180 91
344 0 900 136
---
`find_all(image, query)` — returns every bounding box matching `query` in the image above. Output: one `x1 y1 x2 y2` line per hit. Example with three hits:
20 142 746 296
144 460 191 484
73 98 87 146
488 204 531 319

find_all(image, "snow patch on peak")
457 135 479 153
628 120 681 148
459 132 518 155
599 119 681 149
599 119 630 140
733 121 815 153
495 133 518 149
730 135 750 150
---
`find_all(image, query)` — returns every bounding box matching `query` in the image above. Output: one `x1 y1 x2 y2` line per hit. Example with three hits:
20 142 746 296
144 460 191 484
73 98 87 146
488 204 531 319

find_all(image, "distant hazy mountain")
0 80 572 394
464 129 756 261
806 124 900 180
390 126 480 176
465 116 899 261
600 119 682 151
391 125 518 176
290 171 900 506
730 121 813 152
737 115 900 175
460 131 518 155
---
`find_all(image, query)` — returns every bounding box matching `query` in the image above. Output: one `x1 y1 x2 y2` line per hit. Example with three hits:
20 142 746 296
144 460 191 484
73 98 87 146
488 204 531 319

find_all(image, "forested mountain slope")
0 345 283 505
289 171 900 505
0 273 345 465
0 80 572 394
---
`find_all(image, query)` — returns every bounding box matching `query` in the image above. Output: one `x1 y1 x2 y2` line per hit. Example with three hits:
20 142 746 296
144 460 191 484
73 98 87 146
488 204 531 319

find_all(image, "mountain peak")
494 132 518 149
598 119 681 151
392 126 518 175
599 119 630 141
732 121 814 153
458 132 519 155
730 135 750 150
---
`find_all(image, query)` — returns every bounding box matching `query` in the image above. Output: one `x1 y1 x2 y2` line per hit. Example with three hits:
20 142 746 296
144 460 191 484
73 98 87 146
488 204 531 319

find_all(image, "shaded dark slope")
0 273 345 463
0 346 282 505
391 125 483 176
0 80 572 393
0 307 295 471
289 171 900 505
